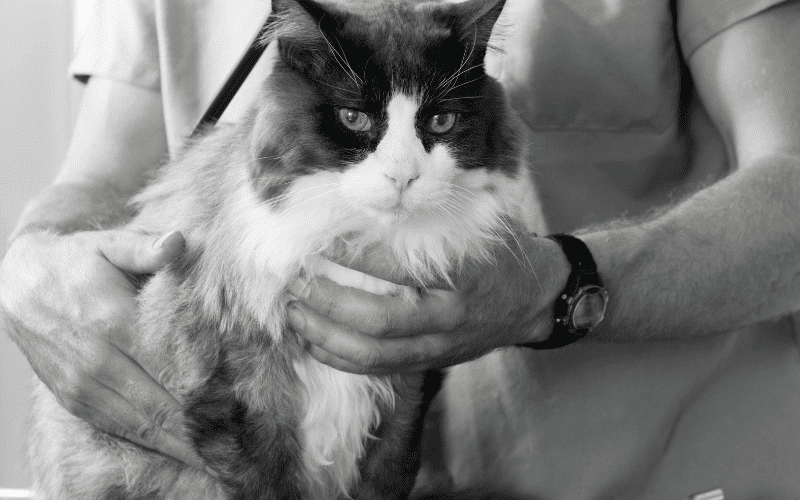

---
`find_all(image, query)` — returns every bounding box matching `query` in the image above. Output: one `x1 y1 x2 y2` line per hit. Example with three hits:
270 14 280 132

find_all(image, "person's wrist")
518 233 615 349
515 236 570 345
9 181 134 242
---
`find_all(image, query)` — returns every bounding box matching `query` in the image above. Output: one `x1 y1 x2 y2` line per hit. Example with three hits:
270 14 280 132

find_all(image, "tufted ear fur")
263 0 349 76
456 0 507 58
419 0 506 63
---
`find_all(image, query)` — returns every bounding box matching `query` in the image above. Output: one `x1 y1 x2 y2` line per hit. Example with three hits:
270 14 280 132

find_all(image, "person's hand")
287 235 569 374
0 229 204 469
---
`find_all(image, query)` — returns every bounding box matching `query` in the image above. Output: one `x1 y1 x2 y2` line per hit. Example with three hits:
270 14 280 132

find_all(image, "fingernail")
153 230 179 250
287 303 305 330
288 278 305 297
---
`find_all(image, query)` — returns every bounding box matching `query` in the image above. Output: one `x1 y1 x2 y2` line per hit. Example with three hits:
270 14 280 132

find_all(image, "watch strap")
549 233 600 277
521 234 604 350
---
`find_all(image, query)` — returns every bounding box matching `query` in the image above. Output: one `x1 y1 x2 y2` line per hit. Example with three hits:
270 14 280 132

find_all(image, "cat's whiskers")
496 152 527 164
440 186 542 289
273 185 343 221
493 152 541 176
312 78 360 96
266 181 340 202
319 30 363 88
438 182 524 270
434 95 483 102
436 200 525 282
441 181 475 196
280 192 340 221
250 154 283 163
439 187 473 210
516 163 543 178
241 180 342 211
441 183 488 210
434 24 478 94
434 198 464 222
434 62 484 98
492 213 543 292
438 75 485 97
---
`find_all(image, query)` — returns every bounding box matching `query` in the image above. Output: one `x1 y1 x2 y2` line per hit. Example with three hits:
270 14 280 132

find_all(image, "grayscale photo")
1 1 799 499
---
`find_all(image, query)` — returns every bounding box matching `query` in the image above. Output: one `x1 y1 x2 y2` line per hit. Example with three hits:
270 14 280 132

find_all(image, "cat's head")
246 0 529 284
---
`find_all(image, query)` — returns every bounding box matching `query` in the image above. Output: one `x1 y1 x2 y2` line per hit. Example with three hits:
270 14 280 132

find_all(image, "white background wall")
0 0 94 489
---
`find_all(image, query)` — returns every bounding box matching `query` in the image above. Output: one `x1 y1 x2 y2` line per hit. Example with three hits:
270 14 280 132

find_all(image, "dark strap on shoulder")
190 14 273 137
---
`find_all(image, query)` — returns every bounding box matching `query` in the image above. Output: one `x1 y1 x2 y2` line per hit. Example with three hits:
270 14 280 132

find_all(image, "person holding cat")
2 0 800 498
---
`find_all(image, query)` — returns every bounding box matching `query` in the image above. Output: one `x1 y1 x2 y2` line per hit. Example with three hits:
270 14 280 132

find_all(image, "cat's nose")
384 170 420 193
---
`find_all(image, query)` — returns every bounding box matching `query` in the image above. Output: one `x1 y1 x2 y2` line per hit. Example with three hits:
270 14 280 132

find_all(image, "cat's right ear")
263 0 347 75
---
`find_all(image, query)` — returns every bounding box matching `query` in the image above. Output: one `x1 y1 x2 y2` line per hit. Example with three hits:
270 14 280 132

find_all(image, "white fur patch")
378 95 424 194
293 358 394 498
339 94 432 216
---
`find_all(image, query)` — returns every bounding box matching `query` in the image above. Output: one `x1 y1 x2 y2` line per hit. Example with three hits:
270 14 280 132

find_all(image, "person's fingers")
305 342 447 374
305 344 382 374
75 344 203 469
94 229 185 275
1 230 201 467
332 244 453 288
66 382 203 470
288 301 450 372
288 277 464 338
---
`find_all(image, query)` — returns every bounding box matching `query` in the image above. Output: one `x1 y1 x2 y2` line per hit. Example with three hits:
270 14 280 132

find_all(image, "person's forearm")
582 154 800 340
10 180 135 241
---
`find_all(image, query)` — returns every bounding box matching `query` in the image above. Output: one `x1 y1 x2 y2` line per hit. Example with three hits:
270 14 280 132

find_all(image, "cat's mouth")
360 192 411 214
383 205 412 222
359 199 414 225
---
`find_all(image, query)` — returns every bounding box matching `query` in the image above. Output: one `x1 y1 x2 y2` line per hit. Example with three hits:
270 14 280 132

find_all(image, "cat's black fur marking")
356 370 445 500
250 0 514 204
102 486 159 500
162 245 309 499
185 355 305 500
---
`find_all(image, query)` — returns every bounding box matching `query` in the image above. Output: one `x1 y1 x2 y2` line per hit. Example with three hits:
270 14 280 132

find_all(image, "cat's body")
30 0 542 498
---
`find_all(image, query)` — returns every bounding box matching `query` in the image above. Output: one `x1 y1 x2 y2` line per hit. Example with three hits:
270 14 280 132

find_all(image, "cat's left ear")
454 0 507 55
262 0 349 75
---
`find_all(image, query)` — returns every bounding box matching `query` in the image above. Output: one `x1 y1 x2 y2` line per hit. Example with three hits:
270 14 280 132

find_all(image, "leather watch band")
520 234 606 349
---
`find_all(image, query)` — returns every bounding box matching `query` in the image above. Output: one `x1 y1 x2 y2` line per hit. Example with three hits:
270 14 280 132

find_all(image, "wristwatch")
521 234 608 349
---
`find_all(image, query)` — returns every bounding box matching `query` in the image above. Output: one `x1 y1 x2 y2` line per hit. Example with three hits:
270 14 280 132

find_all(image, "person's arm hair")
11 76 168 239
582 1 800 340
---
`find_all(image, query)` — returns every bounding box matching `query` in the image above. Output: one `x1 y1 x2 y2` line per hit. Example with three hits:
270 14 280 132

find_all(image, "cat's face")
245 0 526 279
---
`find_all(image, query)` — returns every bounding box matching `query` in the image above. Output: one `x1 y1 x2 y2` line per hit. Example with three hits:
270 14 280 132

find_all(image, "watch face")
570 285 609 330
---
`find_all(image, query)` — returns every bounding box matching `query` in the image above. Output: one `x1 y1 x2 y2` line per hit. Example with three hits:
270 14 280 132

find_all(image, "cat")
29 0 542 498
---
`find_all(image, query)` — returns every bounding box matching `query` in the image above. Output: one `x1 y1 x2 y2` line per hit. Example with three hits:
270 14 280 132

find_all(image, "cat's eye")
338 108 372 132
428 112 457 134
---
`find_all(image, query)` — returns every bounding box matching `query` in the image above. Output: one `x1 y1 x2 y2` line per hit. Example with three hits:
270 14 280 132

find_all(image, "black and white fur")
29 0 542 498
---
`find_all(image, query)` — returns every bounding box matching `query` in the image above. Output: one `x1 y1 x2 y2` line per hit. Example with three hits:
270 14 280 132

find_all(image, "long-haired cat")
29 0 542 498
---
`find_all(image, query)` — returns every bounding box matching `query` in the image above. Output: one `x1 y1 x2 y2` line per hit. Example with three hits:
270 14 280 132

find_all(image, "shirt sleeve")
677 0 790 57
69 0 160 90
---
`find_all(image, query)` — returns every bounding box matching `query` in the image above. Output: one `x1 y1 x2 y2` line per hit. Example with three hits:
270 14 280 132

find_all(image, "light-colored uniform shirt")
71 1 799 498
